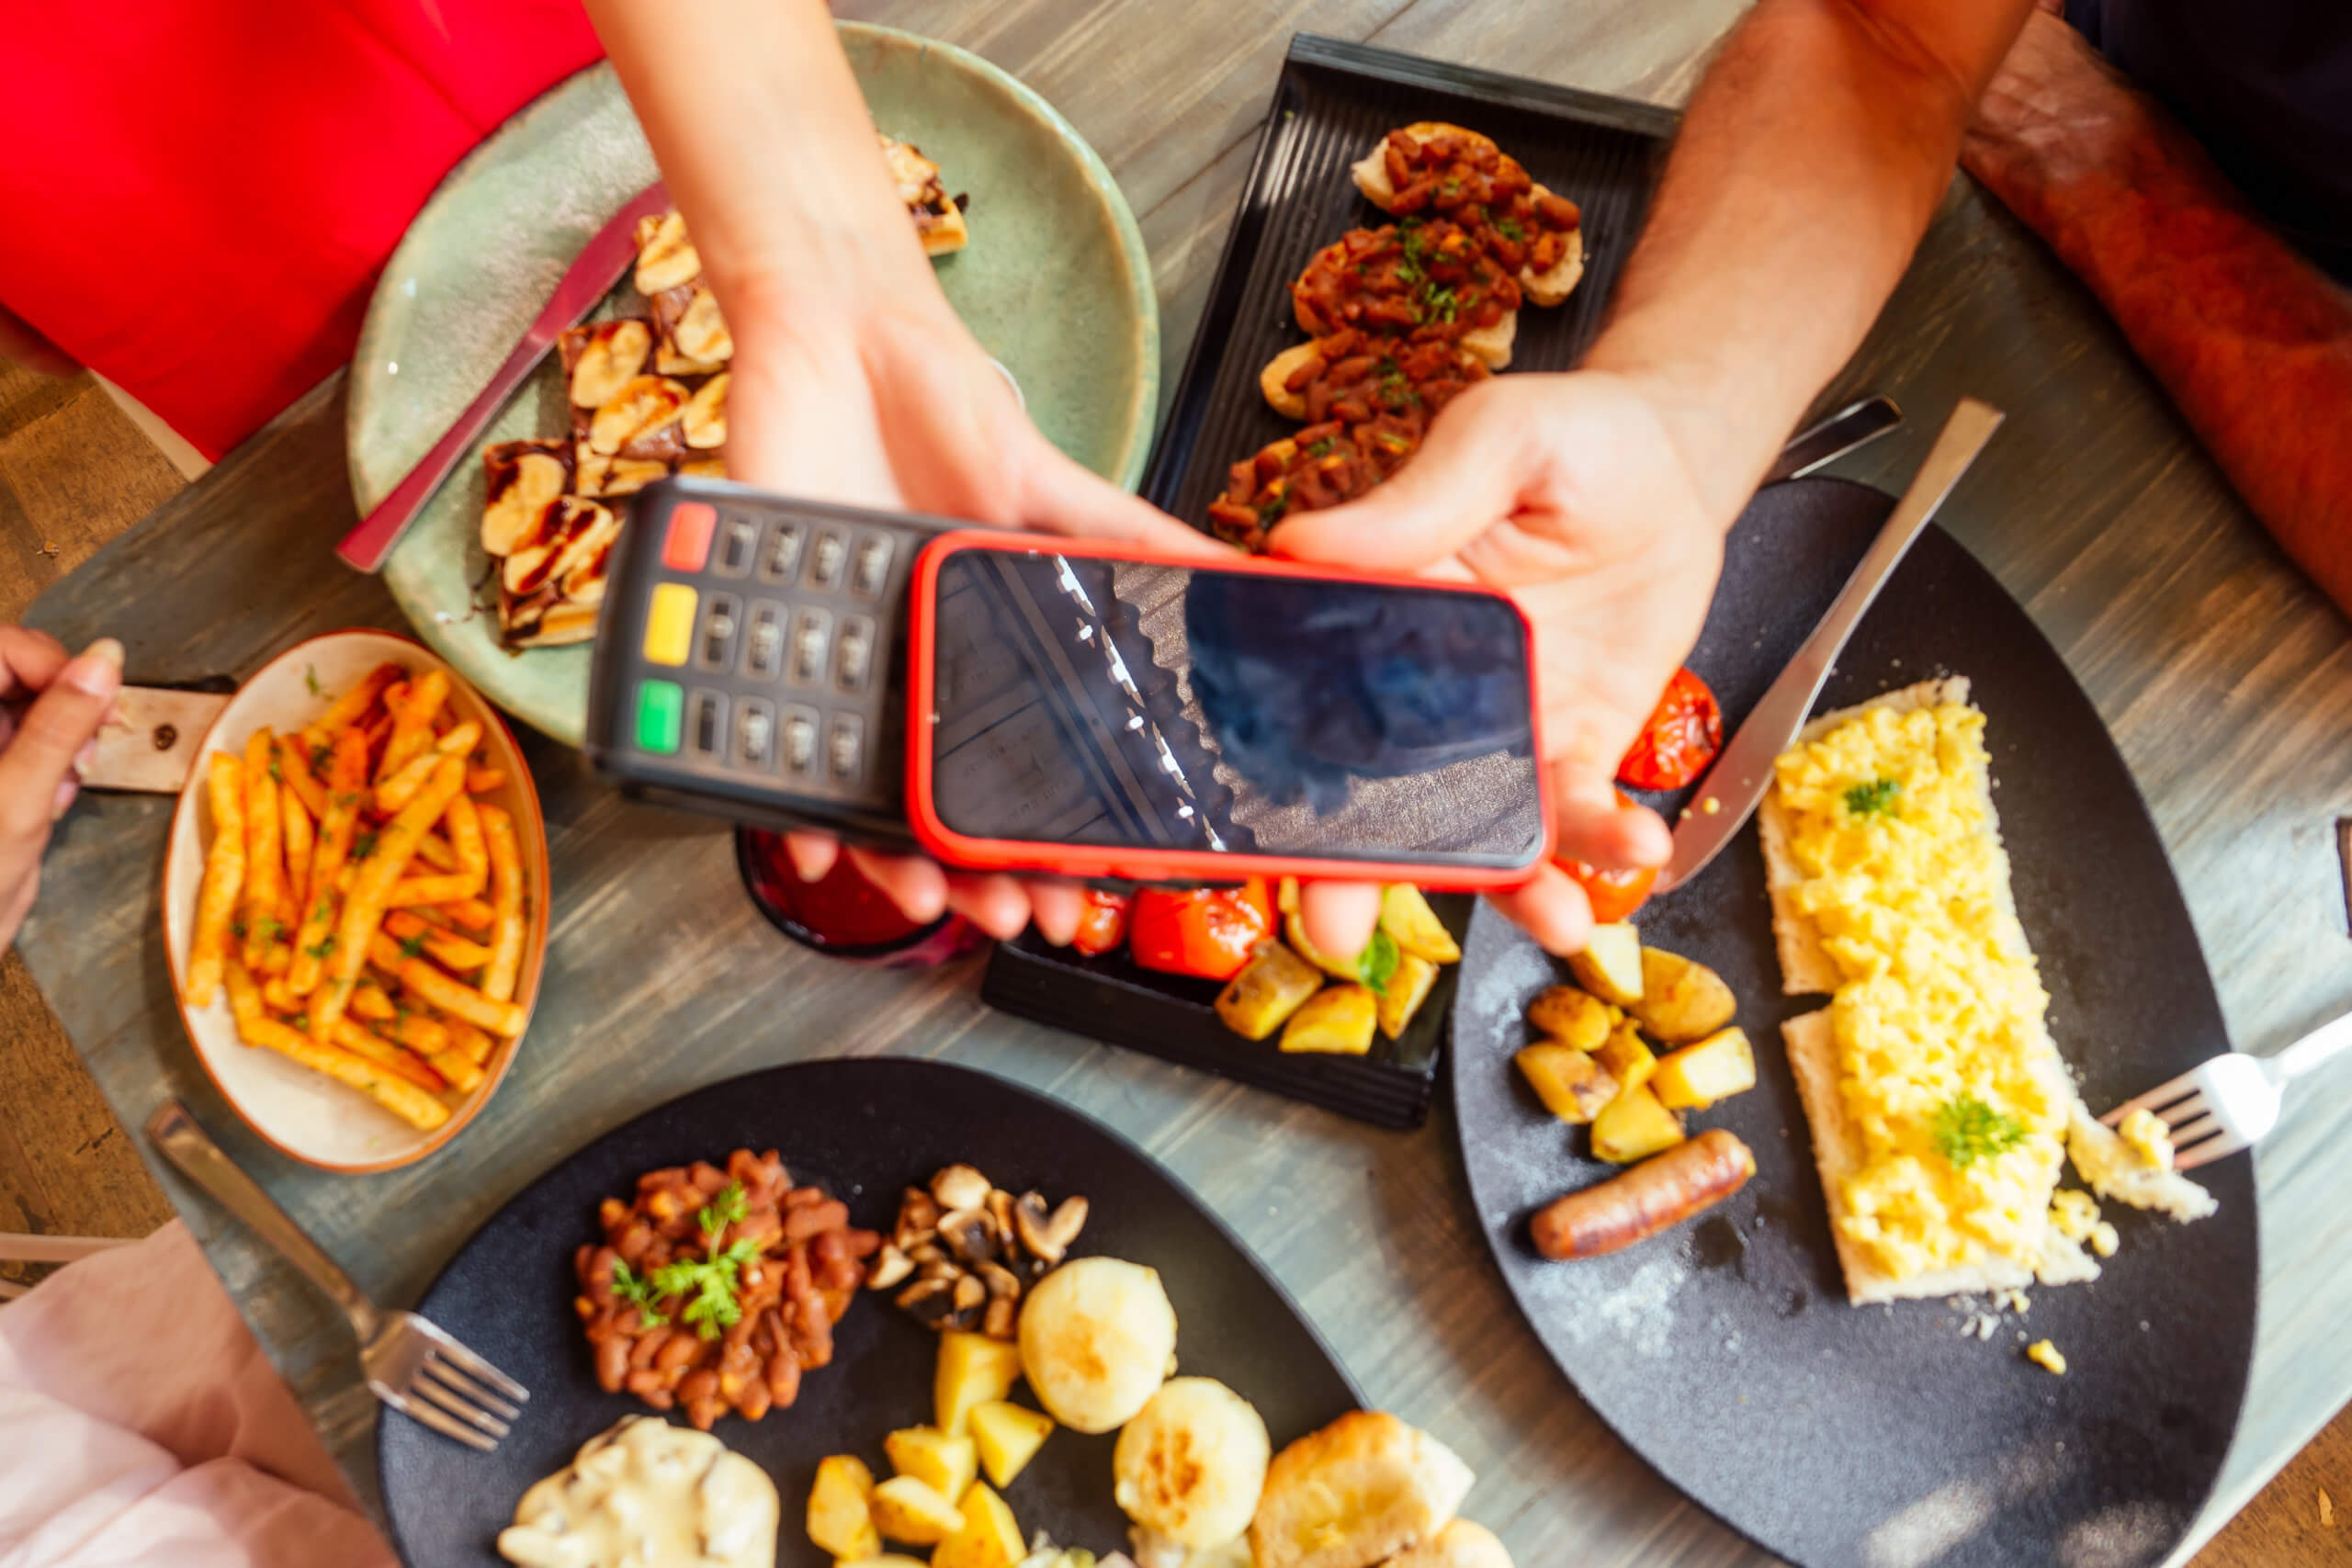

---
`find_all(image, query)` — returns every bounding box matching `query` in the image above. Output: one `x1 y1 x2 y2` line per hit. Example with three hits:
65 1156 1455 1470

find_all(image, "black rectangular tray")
981 895 1473 1130
982 35 1678 1128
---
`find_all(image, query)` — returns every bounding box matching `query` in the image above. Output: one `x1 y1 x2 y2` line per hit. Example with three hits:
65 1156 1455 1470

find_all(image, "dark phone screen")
925 547 1545 869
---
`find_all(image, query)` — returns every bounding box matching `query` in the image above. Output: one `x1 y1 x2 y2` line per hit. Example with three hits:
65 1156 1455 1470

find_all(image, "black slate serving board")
379 1058 1362 1565
1450 477 2257 1568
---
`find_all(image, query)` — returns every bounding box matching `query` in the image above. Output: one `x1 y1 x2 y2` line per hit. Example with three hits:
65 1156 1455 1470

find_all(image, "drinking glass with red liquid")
736 829 979 964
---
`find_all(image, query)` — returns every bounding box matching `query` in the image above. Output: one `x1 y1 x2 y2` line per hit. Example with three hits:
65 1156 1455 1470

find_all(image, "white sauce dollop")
497 1415 778 1568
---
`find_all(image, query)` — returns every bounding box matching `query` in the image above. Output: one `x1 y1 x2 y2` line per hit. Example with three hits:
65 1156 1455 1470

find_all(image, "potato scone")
1018 1256 1178 1434
1114 1377 1271 1550
1758 680 2077 1304
1249 1410 1473 1568
1385 1520 1516 1568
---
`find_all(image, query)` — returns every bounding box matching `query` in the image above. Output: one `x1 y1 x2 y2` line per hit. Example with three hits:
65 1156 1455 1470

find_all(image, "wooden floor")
0 360 2343 1561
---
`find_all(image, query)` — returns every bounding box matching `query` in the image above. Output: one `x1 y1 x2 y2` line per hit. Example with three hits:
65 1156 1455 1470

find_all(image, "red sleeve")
0 0 604 459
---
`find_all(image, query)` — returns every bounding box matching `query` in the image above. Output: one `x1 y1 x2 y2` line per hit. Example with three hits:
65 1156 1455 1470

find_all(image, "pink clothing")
0 1221 395 1568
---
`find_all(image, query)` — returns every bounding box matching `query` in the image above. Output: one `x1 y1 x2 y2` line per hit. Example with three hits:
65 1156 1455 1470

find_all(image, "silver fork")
146 1100 528 1450
2100 1011 2352 1169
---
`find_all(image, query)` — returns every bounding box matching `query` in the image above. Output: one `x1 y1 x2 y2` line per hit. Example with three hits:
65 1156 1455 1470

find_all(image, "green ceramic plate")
347 29 1159 744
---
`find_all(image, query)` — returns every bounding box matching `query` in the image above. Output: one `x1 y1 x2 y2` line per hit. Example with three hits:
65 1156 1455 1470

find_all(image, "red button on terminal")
661 502 718 571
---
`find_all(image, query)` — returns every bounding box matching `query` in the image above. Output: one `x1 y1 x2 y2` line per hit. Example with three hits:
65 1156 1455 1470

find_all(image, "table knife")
1656 397 2006 894
1765 395 1903 484
334 181 673 574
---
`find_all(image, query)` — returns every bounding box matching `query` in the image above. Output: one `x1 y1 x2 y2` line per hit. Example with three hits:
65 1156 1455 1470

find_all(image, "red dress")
0 0 604 459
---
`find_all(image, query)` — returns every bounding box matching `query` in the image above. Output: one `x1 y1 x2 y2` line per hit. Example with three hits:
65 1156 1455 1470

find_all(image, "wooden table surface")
19 6 2352 1566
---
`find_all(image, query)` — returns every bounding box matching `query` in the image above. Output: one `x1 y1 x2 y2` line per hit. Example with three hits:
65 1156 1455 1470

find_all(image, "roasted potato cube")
1526 985 1614 1052
1515 1044 1619 1123
1652 1027 1757 1110
1216 942 1324 1040
837 1559 931 1568
1566 922 1645 1006
1593 1022 1657 1098
808 1453 883 1560
886 1426 978 1505
1376 953 1439 1039
870 1475 966 1545
1379 885 1462 964
936 1329 1023 1436
1592 1084 1687 1164
1277 876 1302 915
933 1482 1026 1568
969 1400 1055 1488
1279 983 1379 1054
1626 948 1738 1043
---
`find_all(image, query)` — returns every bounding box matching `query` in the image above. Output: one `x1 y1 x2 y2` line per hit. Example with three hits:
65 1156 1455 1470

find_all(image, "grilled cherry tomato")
1618 667 1723 792
1555 858 1659 924
1128 879 1275 982
1069 889 1133 957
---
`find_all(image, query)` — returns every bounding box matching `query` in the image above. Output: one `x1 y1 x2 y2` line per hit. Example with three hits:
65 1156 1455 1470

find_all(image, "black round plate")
1449 478 2256 1568
379 1058 1362 1566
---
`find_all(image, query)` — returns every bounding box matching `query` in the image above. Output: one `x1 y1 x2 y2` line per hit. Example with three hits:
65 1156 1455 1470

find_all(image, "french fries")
187 664 534 1135
187 753 247 1008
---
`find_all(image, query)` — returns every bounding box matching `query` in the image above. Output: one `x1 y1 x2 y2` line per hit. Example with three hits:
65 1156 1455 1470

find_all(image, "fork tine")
2162 1111 2218 1147
423 1351 522 1423
2175 1131 2245 1171
379 1385 497 1451
416 1323 530 1404
409 1367 512 1441
2101 1083 2203 1129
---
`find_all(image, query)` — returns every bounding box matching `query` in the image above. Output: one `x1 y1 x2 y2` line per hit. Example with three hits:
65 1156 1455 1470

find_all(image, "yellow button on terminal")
643 582 697 667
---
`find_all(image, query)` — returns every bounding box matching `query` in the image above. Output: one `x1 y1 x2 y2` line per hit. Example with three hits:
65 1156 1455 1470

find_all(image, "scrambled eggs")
1773 703 2072 1281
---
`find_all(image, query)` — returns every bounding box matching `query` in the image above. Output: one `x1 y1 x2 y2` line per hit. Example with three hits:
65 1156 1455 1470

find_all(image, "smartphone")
906 530 1552 888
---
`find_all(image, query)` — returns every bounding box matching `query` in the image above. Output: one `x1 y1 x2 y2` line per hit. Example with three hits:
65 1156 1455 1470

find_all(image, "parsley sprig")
1933 1093 2029 1168
1844 778 1901 817
646 1182 761 1341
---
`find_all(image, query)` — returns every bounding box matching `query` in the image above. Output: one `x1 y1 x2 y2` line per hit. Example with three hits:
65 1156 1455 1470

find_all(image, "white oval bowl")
160 630 551 1172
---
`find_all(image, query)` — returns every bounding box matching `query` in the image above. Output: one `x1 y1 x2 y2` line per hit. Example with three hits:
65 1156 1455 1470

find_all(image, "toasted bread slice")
1517 193 1585 306
1260 342 1320 421
1350 122 1498 209
1460 310 1515 370
1758 677 1973 995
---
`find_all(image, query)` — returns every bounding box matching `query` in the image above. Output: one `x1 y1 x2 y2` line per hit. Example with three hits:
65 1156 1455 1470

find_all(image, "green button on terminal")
636 680 684 753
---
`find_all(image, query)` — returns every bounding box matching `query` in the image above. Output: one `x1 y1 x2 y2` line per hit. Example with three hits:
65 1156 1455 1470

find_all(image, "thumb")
0 638 120 827
1265 384 1535 571
1017 441 1236 561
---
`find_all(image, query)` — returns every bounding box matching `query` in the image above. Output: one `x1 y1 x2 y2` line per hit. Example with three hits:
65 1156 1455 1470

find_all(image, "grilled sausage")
1531 1128 1756 1259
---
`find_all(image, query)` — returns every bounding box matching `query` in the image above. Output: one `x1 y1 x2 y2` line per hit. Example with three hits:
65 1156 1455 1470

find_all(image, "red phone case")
904 530 1553 889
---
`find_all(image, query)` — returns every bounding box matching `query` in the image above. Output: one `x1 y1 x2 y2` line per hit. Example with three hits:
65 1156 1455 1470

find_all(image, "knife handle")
335 333 556 575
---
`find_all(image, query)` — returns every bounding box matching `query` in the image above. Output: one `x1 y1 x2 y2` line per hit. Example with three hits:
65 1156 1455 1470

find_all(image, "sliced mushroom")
866 1244 913 1291
932 1164 991 1213
986 1189 1017 1249
1013 1192 1089 1268
908 1240 948 1267
633 211 702 294
937 1207 999 1266
897 1276 958 1328
951 1272 988 1319
977 1259 1021 1300
894 1190 941 1252
918 1258 962 1284
982 1295 1016 1340
568 319 652 410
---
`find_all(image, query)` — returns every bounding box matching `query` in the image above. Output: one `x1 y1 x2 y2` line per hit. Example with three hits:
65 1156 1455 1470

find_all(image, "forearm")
1976 101 2352 609
1584 0 2033 522
583 0 936 328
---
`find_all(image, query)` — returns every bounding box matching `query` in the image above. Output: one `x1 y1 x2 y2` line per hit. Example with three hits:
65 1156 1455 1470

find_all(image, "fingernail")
62 638 125 696
73 739 96 776
51 775 77 820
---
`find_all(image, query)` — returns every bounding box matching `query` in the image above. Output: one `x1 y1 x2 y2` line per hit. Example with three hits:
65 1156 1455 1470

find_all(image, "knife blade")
1764 395 1903 485
80 686 233 794
1656 397 2006 894
335 181 673 574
